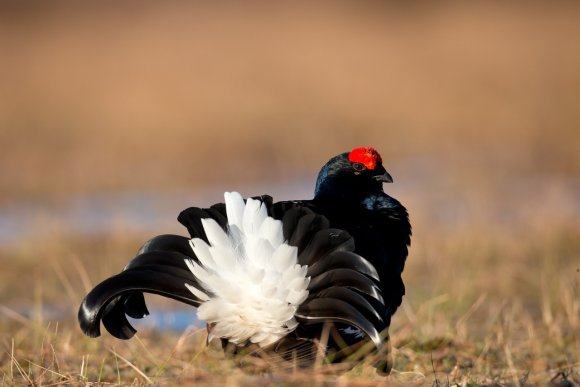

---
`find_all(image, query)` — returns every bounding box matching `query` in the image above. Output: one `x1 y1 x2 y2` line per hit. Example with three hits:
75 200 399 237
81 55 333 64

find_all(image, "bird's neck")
314 181 384 206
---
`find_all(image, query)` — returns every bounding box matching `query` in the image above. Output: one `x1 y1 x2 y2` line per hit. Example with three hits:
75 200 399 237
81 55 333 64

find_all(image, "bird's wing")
365 194 411 315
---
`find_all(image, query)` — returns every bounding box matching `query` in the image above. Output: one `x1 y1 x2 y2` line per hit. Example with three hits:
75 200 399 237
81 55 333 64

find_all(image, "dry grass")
1 175 577 385
1 1 579 385
1 218 578 385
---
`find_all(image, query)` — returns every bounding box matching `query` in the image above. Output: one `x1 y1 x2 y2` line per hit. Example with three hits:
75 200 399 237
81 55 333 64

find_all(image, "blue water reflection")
0 180 313 248
129 308 203 332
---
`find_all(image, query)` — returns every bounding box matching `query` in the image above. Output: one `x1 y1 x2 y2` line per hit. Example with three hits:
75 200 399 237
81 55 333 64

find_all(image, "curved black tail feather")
78 234 202 339
79 263 203 339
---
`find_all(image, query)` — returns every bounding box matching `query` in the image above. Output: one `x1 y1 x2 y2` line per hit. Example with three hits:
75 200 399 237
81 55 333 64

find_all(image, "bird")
78 146 411 374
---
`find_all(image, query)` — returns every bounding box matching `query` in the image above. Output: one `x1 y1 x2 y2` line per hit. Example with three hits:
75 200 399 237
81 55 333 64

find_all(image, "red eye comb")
348 147 382 170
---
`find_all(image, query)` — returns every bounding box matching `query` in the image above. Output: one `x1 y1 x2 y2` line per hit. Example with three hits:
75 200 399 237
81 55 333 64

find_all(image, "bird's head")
314 146 393 201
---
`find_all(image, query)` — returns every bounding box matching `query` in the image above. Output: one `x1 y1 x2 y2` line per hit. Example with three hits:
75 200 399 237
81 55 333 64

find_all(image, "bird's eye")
352 162 366 172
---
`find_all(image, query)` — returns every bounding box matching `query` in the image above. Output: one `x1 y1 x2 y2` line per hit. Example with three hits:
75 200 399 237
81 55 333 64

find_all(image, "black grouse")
78 146 411 374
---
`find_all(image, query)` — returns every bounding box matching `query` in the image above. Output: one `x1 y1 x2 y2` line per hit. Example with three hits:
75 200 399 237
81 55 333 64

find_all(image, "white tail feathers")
185 192 310 347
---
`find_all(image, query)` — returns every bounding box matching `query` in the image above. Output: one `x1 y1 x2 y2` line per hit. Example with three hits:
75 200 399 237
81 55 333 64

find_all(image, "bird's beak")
373 171 393 183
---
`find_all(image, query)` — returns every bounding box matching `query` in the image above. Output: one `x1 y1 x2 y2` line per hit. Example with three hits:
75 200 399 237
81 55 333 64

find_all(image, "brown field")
0 2 579 385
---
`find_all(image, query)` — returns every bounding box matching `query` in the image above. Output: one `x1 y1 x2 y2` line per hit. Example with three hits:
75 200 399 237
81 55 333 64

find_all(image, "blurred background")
0 1 578 377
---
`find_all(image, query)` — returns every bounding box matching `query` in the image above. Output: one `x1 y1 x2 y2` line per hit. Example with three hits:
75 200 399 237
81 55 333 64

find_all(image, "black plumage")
78 146 411 374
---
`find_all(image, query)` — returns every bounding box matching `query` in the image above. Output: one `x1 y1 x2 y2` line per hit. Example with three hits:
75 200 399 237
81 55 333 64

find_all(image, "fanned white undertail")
184 192 310 347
